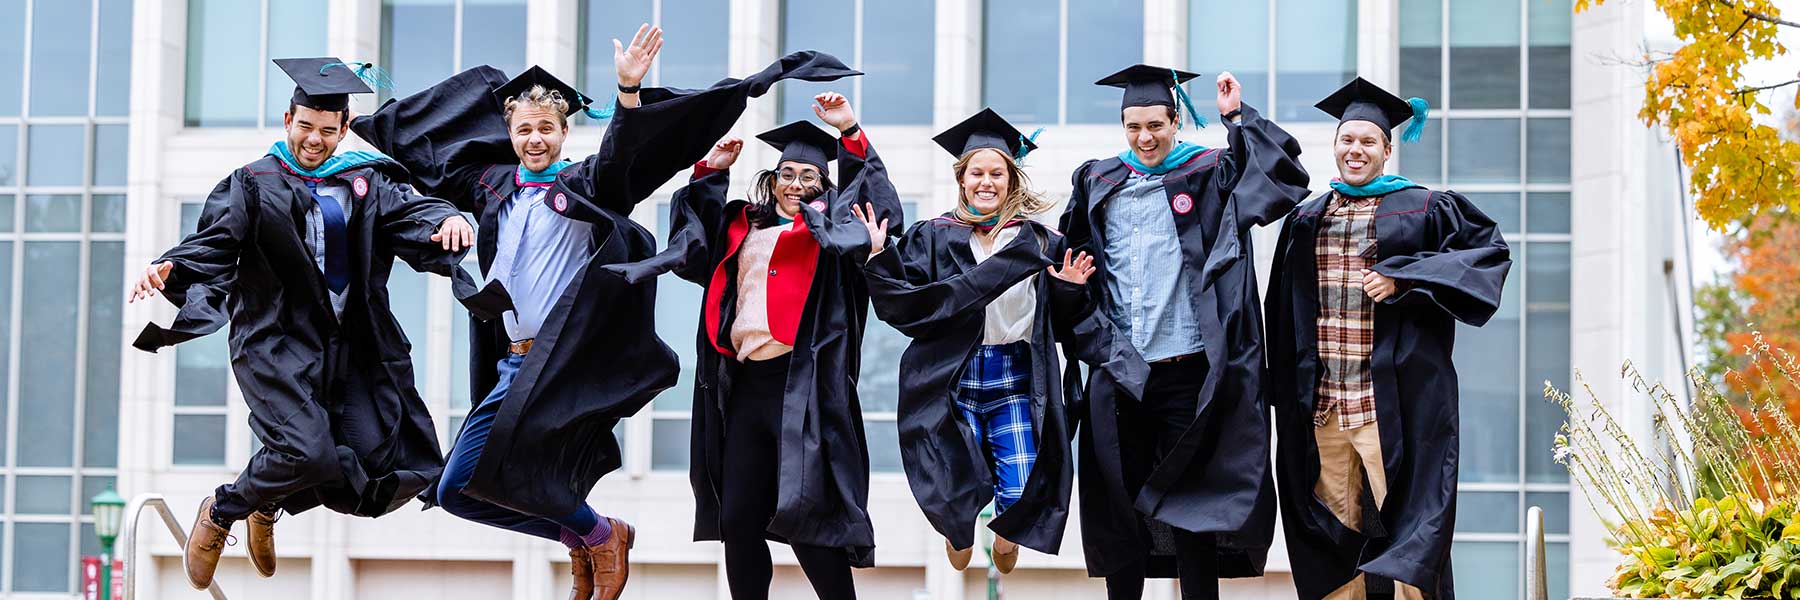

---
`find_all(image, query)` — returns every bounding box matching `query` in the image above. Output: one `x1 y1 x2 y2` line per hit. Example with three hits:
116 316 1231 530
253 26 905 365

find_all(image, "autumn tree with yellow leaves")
1577 0 1799 230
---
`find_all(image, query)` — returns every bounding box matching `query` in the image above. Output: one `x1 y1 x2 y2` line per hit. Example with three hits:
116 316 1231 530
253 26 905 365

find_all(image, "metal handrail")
119 493 227 600
1525 505 1548 600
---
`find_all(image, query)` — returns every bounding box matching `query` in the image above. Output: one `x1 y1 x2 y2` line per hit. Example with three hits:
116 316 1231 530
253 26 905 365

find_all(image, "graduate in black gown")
129 57 479 591
610 90 900 599
1058 64 1311 599
1266 77 1511 600
862 108 1089 575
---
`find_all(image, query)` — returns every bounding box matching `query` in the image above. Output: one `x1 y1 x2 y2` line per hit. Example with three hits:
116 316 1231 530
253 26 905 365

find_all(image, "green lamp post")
90 486 126 600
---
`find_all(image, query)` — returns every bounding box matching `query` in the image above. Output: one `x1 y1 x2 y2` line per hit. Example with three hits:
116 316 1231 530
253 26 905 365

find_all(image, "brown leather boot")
992 536 1020 574
246 508 278 577
567 547 596 600
183 496 233 590
587 517 635 600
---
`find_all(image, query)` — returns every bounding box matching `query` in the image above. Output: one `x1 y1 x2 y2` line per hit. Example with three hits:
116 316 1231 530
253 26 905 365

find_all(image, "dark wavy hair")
747 168 836 228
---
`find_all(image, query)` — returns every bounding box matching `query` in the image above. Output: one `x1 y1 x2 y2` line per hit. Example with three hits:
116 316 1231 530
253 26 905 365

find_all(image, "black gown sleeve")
1215 104 1310 231
348 66 516 214
133 172 257 351
602 168 733 286
865 223 1047 339
1372 190 1513 326
807 139 902 260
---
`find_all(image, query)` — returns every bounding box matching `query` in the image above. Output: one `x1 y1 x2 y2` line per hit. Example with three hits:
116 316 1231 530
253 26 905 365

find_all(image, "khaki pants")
1313 411 1424 600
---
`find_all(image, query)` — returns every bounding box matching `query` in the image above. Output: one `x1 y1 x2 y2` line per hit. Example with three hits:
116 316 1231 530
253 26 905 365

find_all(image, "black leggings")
1105 359 1220 600
720 354 856 600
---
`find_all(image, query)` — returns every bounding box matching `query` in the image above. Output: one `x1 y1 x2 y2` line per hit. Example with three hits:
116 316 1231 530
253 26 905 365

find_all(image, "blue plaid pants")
955 341 1038 512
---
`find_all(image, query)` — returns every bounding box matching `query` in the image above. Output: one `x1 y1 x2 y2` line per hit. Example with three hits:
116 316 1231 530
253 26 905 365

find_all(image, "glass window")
80 476 116 515
27 125 87 187
1526 491 1569 534
1526 118 1570 183
1464 192 1520 235
859 1 935 125
19 242 80 468
1396 118 1442 185
1189 0 1270 113
185 0 262 127
85 241 124 468
651 419 689 471
29 0 91 117
779 0 856 125
96 0 133 116
658 2 730 87
652 202 700 470
1526 192 1569 234
1446 118 1519 183
1453 491 1519 533
1447 0 1520 108
1275 0 1357 122
1453 266 1520 483
91 194 126 233
173 415 229 465
460 0 527 80
389 266 431 380
0 124 18 186
13 522 70 592
0 0 23 116
1527 0 1572 108
381 0 456 101
0 242 12 458
1065 0 1144 124
1398 0 1442 105
25 195 82 233
263 0 329 127
93 125 128 187
15 476 70 514
982 0 1059 124
1451 541 1521 598
579 0 653 114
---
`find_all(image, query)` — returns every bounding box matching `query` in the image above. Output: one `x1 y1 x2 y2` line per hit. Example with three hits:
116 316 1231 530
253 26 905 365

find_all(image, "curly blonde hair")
952 148 1051 231
503 84 570 128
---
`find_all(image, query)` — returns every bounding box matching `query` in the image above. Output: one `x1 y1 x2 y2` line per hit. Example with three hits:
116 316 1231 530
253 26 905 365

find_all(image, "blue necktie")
305 180 350 294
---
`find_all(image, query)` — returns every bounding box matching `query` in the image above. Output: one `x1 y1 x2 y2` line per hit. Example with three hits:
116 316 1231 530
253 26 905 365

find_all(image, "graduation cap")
493 65 615 121
274 57 375 113
1096 64 1206 127
756 121 838 171
932 108 1042 161
1315 76 1431 143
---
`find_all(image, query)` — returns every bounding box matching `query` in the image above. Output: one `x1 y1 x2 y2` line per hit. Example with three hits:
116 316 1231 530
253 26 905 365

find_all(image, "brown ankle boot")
184 496 233 590
567 547 596 600
587 517 635 600
247 508 278 577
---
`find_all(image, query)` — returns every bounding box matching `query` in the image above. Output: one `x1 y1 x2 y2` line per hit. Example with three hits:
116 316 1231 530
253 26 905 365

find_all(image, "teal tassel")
1171 69 1207 129
320 62 395 91
1015 127 1044 160
1401 97 1430 143
583 99 615 121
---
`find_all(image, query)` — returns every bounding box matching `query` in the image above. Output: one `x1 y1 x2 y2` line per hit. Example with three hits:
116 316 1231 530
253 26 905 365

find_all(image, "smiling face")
959 148 1011 216
508 105 567 172
1334 119 1392 186
769 160 824 217
283 105 347 170
1121 105 1180 168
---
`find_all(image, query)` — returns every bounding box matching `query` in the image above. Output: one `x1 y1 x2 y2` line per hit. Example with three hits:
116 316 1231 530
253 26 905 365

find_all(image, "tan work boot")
183 496 234 590
567 547 596 600
992 536 1020 574
945 539 973 571
246 508 279 578
587 517 636 600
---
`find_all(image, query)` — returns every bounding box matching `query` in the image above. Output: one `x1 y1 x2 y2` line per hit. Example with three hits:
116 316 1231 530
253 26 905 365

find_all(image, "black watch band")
618 82 641 94
840 123 861 137
1223 108 1244 121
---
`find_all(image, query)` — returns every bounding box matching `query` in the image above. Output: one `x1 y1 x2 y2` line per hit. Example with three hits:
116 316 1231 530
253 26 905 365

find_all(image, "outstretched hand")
613 24 663 89
851 202 888 255
1048 249 1096 285
704 137 743 170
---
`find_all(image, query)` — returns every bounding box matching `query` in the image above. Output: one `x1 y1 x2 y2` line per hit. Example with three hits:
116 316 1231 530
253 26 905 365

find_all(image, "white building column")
526 0 579 78
1358 0 1399 86
1143 0 1186 67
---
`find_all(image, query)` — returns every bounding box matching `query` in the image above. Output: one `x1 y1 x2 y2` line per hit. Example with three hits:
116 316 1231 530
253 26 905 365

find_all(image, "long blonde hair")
952 148 1050 232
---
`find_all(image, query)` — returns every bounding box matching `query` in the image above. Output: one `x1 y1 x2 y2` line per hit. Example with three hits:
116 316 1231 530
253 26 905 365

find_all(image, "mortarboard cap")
932 108 1041 161
493 65 614 120
757 121 839 172
1095 64 1206 127
274 57 374 113
1315 76 1431 143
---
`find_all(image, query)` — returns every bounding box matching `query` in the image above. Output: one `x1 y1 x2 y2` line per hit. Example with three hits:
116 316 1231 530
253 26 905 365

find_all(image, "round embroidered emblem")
553 193 569 212
352 176 369 198
1171 193 1194 214
808 200 828 213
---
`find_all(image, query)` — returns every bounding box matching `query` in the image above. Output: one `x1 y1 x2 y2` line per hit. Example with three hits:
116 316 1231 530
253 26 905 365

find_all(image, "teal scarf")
966 207 1002 227
517 160 572 184
1119 142 1207 176
268 142 389 178
1330 175 1420 198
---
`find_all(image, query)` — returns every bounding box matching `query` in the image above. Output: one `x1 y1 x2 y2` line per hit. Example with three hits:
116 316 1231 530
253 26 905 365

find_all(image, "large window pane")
13 522 70 592
85 242 124 468
0 0 23 116
1451 541 1520 599
381 0 456 101
173 415 228 465
1526 192 1569 234
1396 118 1442 185
1463 192 1520 235
1447 118 1519 184
1454 491 1519 533
91 194 126 233
80 476 116 515
1527 491 1569 534
580 0 653 99
19 242 80 468
1527 118 1570 183
0 243 13 458
1528 0 1572 108
389 265 430 378
779 0 856 124
1454 266 1520 483
1276 0 1357 122
93 125 128 187
868 419 901 473
28 125 87 187
1190 0 1269 112
1447 0 1520 108
653 203 699 412
1398 0 1442 105
0 124 17 186
185 0 261 127
461 0 527 80
16 475 70 514
1066 0 1143 124
660 0 731 86
264 0 329 127
97 0 134 116
25 195 82 232
1526 243 1570 484
860 2 935 125
651 419 690 471
983 0 1059 124
30 0 91 117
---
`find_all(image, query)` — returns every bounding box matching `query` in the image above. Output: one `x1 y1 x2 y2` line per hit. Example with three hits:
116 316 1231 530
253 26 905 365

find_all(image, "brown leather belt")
509 339 534 355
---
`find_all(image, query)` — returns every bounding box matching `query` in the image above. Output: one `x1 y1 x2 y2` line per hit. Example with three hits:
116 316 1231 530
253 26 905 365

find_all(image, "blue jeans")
437 353 599 542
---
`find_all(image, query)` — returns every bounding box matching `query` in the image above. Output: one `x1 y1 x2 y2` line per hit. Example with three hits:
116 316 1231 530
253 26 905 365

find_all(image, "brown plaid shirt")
1314 192 1380 430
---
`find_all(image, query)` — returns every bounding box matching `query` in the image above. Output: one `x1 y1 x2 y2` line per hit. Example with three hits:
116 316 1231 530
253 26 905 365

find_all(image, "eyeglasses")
777 170 821 186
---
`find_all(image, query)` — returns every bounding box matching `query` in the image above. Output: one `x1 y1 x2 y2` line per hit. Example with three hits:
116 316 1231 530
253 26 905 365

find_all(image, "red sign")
80 556 123 600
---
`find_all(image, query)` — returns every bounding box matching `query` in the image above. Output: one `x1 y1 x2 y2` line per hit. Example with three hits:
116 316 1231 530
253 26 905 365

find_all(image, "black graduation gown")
1056 105 1311 578
863 216 1084 555
349 52 858 519
134 155 480 518
609 137 903 567
1267 187 1511 599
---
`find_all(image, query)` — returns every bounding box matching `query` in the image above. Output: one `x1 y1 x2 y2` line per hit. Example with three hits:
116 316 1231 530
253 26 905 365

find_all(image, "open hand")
851 202 889 255
1048 249 1096 285
613 24 663 89
129 261 175 303
704 137 743 170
